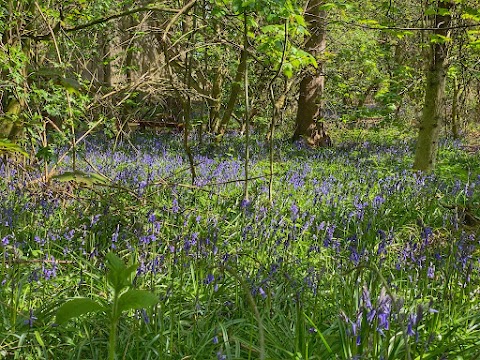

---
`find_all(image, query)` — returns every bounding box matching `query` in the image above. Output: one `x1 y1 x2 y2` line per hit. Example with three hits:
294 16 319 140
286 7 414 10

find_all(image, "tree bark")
292 0 327 143
208 69 224 131
451 76 460 139
214 49 247 134
413 1 453 172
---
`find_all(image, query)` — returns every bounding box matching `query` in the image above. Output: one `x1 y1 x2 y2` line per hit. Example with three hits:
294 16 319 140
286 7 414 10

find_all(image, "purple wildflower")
24 308 37 328
1 235 11 246
427 264 435 279
205 274 215 285
258 287 267 299
90 214 101 227
377 288 391 331
172 198 180 213
111 225 119 249
34 235 45 247
407 313 417 336
42 256 57 280
290 203 299 221
141 309 150 324
148 212 156 223
362 285 373 310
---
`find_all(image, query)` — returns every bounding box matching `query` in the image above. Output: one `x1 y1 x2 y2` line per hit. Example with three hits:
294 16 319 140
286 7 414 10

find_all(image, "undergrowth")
1 128 479 359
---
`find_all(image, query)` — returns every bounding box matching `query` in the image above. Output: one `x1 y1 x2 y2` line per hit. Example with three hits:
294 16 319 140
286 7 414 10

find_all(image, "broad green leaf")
56 298 104 325
53 171 108 185
53 171 93 185
88 172 109 184
117 290 158 314
106 252 128 291
0 139 29 157
106 253 138 291
106 252 126 272
119 263 139 287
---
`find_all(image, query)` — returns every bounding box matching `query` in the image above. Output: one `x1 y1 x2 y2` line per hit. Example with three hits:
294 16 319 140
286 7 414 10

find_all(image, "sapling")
56 252 158 360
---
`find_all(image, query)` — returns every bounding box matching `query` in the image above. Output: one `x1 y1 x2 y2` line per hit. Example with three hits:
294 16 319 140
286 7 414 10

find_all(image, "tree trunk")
208 69 224 131
182 0 196 184
451 76 460 139
214 49 247 134
102 33 112 86
413 1 453 172
292 1 327 143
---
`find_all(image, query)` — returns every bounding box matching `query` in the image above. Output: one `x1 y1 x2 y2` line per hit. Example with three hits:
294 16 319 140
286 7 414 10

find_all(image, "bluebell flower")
290 203 299 221
141 309 150 324
372 195 385 209
407 313 417 336
24 309 37 328
427 264 435 279
362 286 372 310
377 288 391 331
172 198 180 213
367 309 376 324
1 235 11 246
34 235 46 247
240 198 251 209
42 256 57 280
90 214 101 227
258 287 267 299
148 212 156 223
205 274 215 285
111 225 119 249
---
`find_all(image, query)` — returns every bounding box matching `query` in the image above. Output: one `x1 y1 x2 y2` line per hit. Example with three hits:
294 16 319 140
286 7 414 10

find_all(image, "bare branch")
29 6 180 41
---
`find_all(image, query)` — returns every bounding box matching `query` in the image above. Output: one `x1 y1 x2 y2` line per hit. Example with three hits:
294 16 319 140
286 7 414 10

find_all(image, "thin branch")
29 6 180 41
344 21 480 32
162 0 197 42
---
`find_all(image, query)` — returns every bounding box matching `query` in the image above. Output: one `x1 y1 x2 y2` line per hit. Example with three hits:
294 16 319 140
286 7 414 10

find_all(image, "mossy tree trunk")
413 1 453 172
292 0 326 143
214 49 247 134
208 69 225 131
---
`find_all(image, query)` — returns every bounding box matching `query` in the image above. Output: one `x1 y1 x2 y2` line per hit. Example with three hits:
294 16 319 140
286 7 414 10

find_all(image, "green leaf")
467 39 480 50
437 7 451 16
106 252 128 291
34 331 45 347
425 6 436 16
117 263 140 290
430 34 451 44
283 63 294 78
319 3 336 11
59 77 81 95
117 290 158 314
106 253 139 292
36 145 55 162
56 298 105 325
53 170 109 185
0 138 29 157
